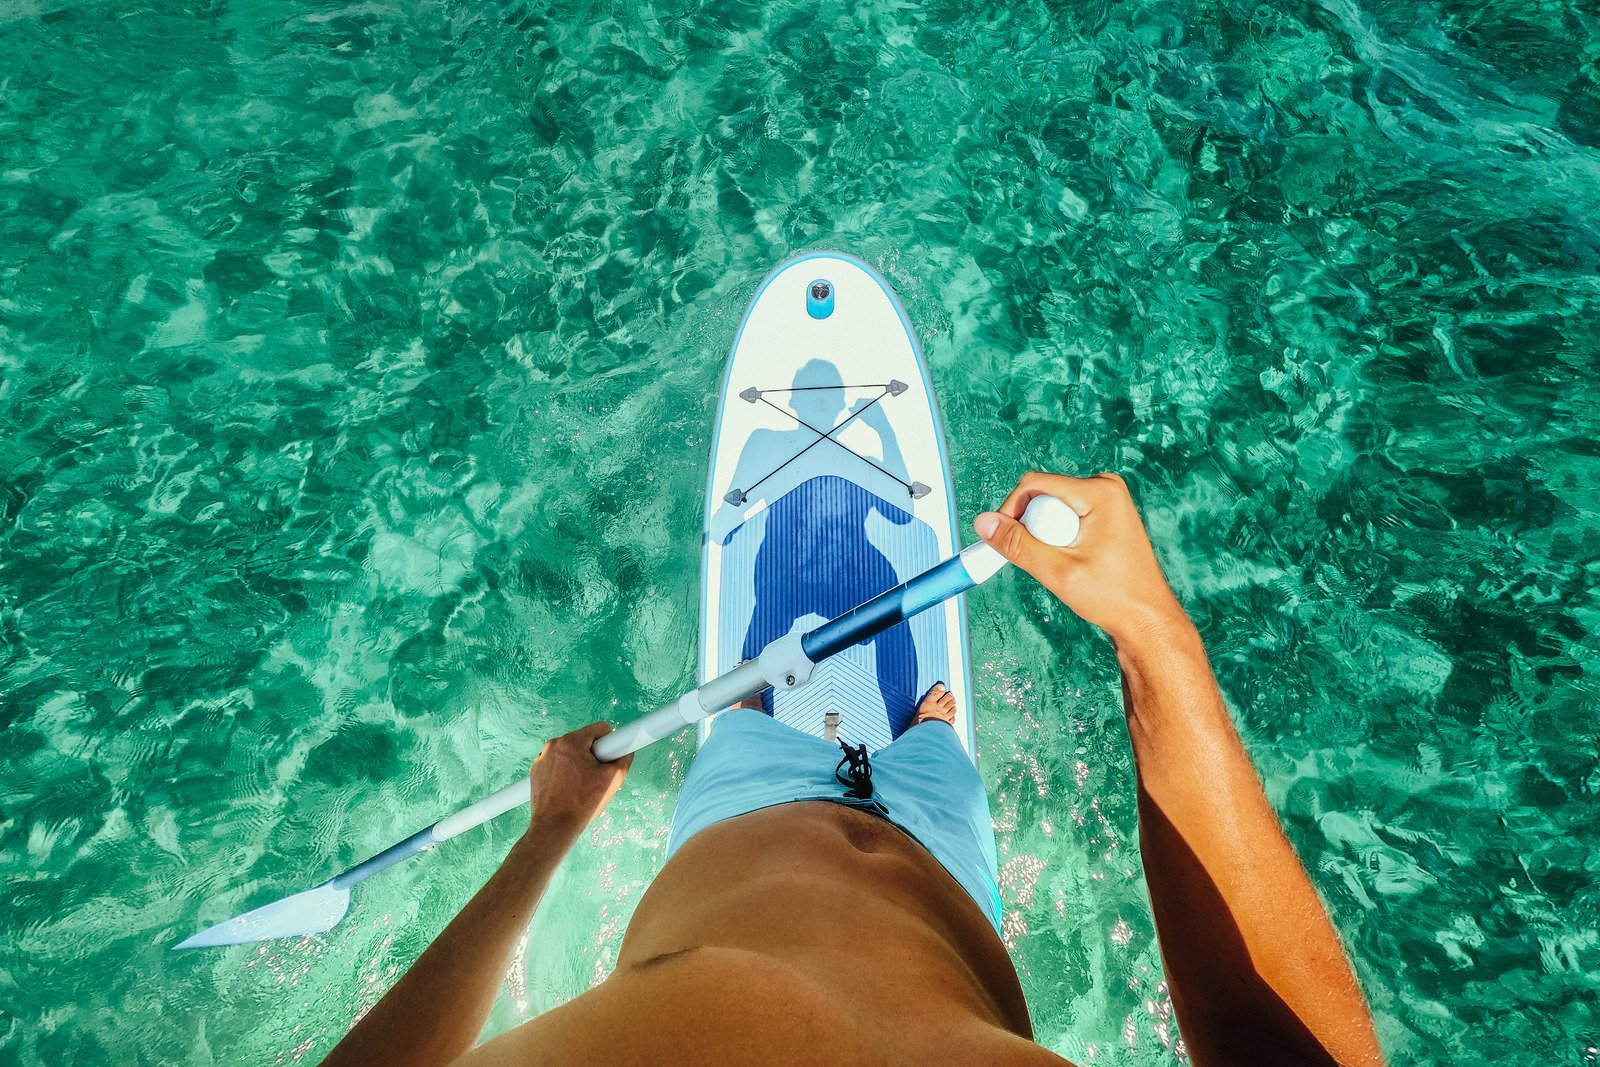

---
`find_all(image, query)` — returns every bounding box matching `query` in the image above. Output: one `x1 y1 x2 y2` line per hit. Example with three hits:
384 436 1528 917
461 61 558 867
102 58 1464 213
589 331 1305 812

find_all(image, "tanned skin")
325 472 1384 1067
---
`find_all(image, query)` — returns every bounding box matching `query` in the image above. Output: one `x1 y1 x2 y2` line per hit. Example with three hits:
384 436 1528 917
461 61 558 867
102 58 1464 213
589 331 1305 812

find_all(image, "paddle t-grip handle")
1018 494 1081 548
958 493 1081 583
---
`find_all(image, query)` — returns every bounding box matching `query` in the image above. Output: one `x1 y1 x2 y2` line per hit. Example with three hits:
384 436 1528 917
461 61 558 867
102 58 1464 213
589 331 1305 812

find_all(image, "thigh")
666 710 840 859
870 723 1003 930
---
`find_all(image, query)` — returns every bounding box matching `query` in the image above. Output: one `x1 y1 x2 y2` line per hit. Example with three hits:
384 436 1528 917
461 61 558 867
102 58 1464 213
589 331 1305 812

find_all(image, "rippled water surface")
3 0 1598 1063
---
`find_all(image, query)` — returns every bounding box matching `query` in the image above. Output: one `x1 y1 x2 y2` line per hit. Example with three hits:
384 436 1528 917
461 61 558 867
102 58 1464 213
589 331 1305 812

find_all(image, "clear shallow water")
2 0 1597 1062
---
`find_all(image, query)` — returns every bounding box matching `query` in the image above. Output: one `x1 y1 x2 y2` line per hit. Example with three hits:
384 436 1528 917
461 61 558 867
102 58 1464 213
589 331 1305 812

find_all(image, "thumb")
975 510 1053 577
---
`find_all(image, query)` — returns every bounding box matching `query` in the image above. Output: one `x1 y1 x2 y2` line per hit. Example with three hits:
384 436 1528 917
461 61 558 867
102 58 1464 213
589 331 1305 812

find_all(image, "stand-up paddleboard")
701 251 975 760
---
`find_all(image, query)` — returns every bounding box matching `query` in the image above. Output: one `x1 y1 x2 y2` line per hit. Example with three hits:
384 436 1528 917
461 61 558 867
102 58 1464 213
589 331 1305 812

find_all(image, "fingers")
544 721 608 757
976 470 1133 586
534 721 633 772
997 470 1126 520
575 721 635 771
973 508 1058 576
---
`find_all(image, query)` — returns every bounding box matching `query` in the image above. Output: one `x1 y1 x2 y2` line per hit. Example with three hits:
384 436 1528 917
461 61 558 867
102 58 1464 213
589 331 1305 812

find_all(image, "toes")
914 682 958 725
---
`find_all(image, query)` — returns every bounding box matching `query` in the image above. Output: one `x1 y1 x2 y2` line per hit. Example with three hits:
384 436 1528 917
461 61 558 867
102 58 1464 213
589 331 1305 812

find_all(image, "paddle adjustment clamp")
759 630 816 690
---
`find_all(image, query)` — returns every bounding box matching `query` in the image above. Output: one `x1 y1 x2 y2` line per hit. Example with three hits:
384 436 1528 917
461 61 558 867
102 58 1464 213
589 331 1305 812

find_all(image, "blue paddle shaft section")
802 555 974 662
330 826 436 889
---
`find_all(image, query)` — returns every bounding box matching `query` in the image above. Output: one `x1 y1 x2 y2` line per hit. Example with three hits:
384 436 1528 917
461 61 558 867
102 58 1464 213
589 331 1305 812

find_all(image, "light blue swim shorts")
665 709 1003 932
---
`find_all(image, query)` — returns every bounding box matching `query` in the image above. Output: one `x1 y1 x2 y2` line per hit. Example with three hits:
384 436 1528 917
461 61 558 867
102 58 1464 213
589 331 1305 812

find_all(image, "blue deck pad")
719 476 948 745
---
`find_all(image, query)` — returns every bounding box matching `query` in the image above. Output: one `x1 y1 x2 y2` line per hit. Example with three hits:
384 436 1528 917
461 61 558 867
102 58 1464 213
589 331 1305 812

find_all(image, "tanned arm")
976 471 1383 1067
323 721 631 1067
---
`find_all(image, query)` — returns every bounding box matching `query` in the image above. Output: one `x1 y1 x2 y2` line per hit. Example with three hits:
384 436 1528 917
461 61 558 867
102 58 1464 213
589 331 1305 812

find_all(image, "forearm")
1117 616 1382 1066
324 831 574 1067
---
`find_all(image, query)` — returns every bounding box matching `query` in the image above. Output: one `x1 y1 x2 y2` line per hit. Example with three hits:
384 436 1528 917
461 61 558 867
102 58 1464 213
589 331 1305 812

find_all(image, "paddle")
174 496 1078 949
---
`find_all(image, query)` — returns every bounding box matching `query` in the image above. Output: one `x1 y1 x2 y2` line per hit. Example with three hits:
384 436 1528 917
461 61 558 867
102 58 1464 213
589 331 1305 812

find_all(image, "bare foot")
911 682 956 727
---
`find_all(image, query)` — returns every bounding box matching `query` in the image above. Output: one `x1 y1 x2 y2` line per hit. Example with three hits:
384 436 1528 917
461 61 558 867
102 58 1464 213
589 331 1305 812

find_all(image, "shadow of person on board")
710 358 922 735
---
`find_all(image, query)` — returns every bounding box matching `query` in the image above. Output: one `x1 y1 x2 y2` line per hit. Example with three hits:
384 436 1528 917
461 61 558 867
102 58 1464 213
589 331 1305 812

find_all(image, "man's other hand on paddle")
973 471 1188 648
527 722 633 847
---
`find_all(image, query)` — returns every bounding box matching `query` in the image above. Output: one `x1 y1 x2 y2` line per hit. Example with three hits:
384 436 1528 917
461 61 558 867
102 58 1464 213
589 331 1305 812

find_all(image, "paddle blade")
174 883 350 950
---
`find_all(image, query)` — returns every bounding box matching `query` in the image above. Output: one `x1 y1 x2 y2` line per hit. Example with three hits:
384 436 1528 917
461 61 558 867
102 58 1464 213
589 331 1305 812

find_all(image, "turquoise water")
2 0 1597 1062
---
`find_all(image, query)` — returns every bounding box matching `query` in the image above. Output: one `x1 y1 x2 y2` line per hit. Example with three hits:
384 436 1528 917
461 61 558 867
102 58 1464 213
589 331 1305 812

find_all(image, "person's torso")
455 801 1074 1066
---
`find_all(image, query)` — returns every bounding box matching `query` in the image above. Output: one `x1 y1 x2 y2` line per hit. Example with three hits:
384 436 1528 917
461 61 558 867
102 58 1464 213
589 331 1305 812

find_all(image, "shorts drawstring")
835 741 873 800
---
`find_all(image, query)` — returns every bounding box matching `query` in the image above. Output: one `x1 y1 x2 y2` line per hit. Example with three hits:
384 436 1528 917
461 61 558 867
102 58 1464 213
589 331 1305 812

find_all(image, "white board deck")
699 252 975 761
